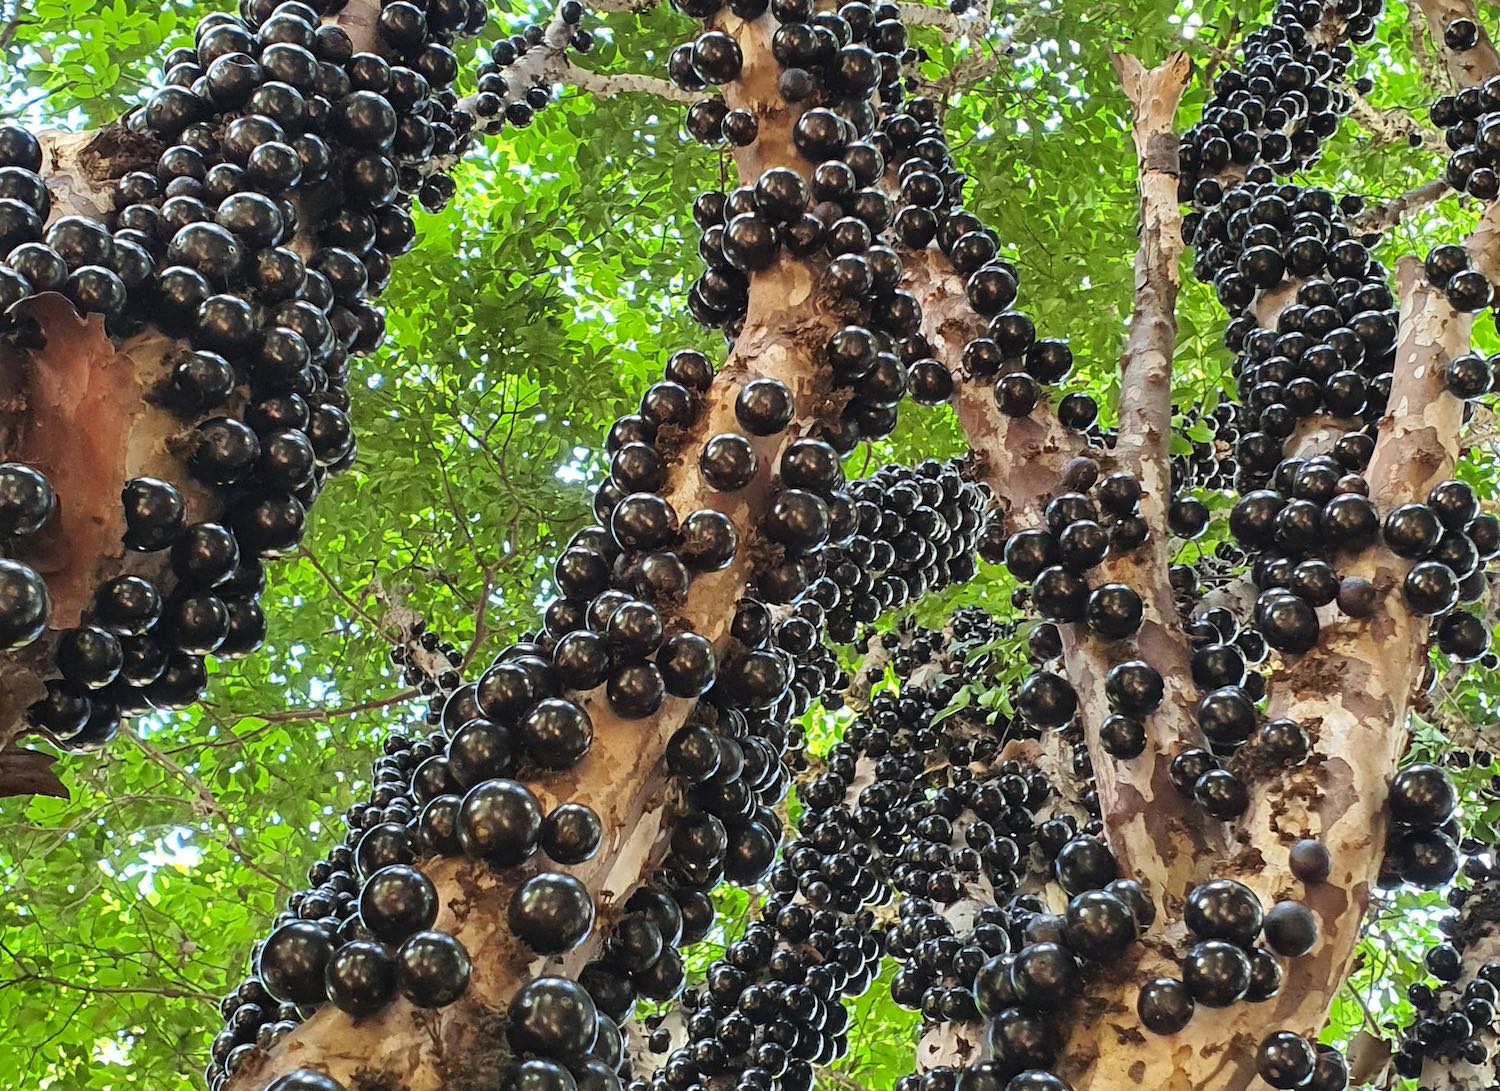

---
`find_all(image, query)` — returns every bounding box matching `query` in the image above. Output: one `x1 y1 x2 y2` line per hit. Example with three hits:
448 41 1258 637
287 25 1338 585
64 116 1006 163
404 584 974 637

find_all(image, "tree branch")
0 971 219 1005
1345 86 1446 151
561 60 698 104
1348 177 1452 235
0 1 22 53
1418 884 1500 1089
122 724 295 893
1054 238 1475 1091
894 1 966 35
1405 0 1449 90
906 247 1082 530
589 0 664 12
1050 50 1213 914
932 8 1040 98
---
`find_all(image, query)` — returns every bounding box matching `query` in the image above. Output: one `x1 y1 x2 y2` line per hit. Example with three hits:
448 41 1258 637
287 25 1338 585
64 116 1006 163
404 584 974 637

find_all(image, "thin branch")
0 85 63 120
933 7 1038 98
1346 85 1446 151
0 971 219 1005
463 566 498 671
1201 14 1242 87
819 1068 875 1091
1347 176 1451 234
168 690 423 763
897 1 964 35
300 546 398 641
561 59 698 104
0 0 23 52
217 689 421 728
1341 977 1385 1039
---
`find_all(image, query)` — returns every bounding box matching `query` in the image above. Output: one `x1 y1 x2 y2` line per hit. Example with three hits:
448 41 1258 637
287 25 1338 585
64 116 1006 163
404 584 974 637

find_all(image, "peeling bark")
0 745 65 798
1465 202 1500 285
0 128 216 753
219 13 843 1091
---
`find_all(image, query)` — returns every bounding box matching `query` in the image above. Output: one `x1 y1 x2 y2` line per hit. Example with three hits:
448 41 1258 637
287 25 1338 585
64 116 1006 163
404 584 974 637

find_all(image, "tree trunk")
1414 0 1500 86
934 23 1486 1091
0 131 206 756
13 0 1491 1086
1050 52 1224 915
220 12 847 1090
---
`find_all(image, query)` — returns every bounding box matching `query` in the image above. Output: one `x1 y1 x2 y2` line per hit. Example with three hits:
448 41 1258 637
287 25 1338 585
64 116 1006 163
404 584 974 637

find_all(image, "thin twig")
121 725 294 894
209 688 421 729
1201 15 1241 87
820 1069 875 1091
0 0 24 52
0 970 219 1004
300 547 398 640
1341 978 1386 1039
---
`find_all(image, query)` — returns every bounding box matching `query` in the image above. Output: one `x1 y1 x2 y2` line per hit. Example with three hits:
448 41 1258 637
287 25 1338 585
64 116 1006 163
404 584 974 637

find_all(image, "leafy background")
0 0 1497 1088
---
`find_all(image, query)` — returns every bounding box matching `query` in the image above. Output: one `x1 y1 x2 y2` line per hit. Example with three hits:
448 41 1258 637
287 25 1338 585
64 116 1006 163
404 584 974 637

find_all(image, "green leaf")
931 685 973 725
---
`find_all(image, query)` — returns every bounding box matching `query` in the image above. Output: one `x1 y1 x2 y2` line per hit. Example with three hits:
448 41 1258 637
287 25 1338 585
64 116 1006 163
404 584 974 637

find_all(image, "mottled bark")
913 700 1086 1070
1056 53 1221 916
1058 258 1471 1091
904 248 1081 530
0 0 481 746
919 33 1489 1088
220 13 841 1091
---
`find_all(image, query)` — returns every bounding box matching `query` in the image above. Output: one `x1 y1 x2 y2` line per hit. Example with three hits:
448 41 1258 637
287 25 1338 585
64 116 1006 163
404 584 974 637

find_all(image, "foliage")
1 0 1498 1089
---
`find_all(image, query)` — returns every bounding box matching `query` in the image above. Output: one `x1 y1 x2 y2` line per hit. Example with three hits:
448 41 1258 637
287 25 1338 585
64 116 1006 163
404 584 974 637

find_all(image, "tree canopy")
0 0 1496 1088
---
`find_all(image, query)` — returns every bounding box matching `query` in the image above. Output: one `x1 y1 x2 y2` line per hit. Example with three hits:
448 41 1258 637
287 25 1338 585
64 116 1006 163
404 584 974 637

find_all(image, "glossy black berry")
1137 977 1194 1035
396 930 470 1007
509 871 595 954
1182 940 1251 1007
